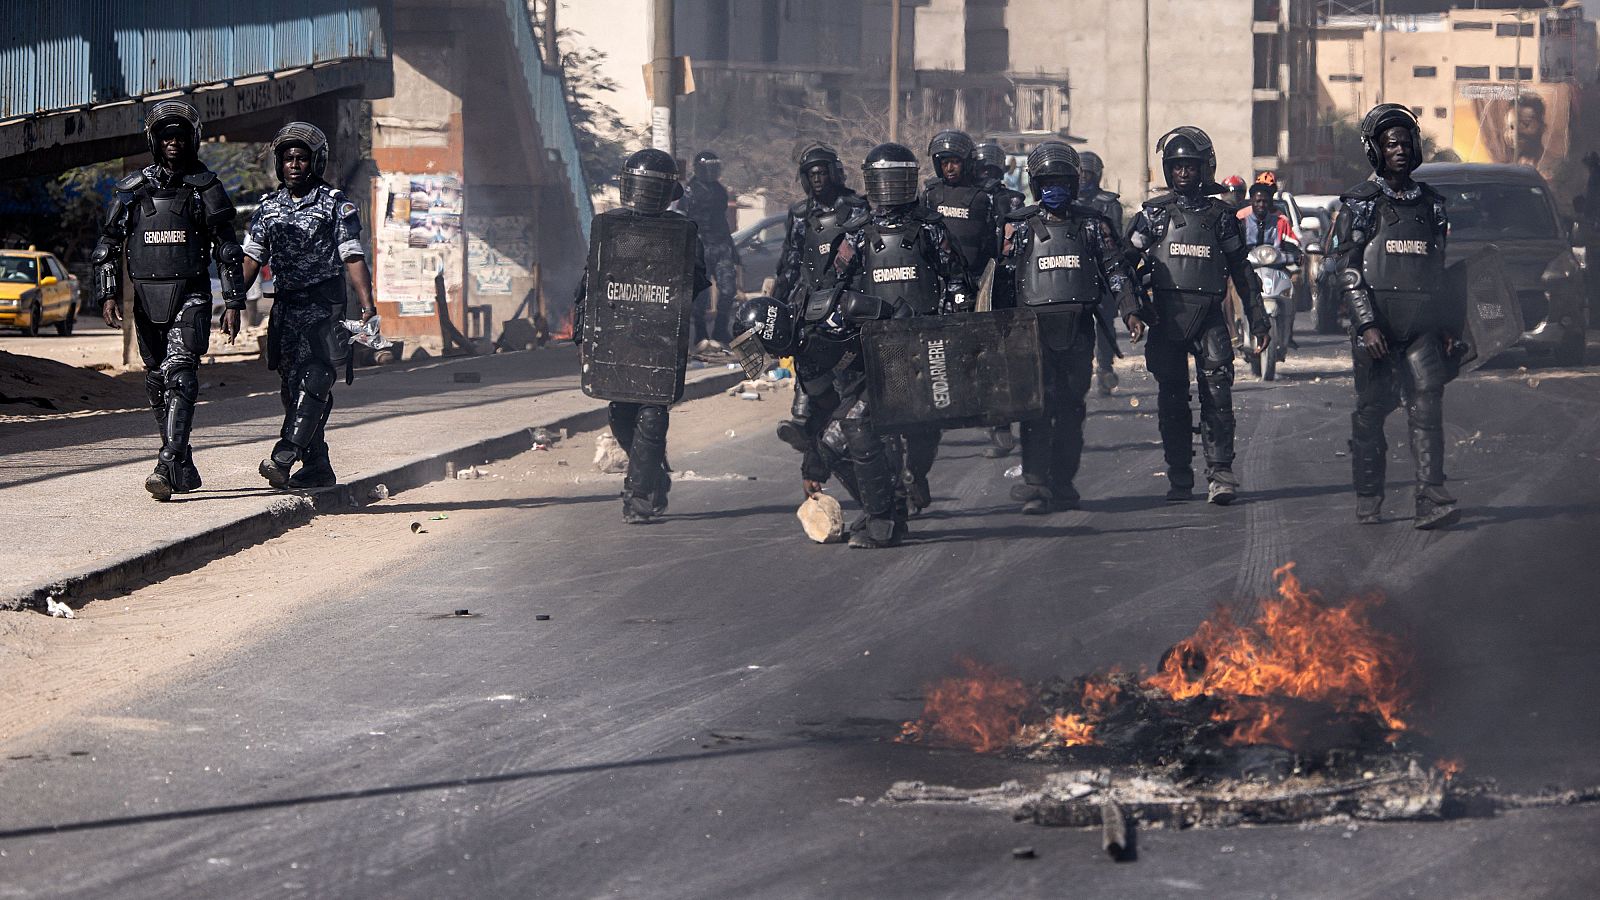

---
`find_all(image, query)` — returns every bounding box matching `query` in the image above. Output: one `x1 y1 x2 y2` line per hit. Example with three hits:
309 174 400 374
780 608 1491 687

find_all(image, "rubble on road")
593 432 629 474
798 494 845 543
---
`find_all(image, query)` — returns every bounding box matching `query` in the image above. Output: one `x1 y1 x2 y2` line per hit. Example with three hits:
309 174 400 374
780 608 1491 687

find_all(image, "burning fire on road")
891 564 1599 834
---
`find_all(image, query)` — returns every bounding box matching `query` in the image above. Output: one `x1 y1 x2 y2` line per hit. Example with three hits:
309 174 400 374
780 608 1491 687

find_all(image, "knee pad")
635 405 669 440
300 363 337 398
166 366 199 403
1405 336 1451 393
1200 361 1235 387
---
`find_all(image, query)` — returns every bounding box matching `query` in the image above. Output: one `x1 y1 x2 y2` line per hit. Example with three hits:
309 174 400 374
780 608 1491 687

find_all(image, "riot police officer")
826 142 975 547
975 140 1027 457
1126 126 1269 504
997 142 1145 514
1330 104 1459 529
574 149 710 524
770 144 868 467
93 100 247 500
1078 150 1126 396
683 150 739 348
242 122 376 491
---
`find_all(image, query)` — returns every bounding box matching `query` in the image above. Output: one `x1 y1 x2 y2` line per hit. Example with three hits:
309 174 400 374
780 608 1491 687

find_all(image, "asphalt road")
3 327 1599 899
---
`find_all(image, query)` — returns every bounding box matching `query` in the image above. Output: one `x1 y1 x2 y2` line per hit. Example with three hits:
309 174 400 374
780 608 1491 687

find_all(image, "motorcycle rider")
1078 150 1126 396
827 142 975 546
975 140 1027 457
1239 173 1302 357
1328 104 1460 529
1126 126 1270 504
683 150 739 349
93 100 247 500
573 149 710 523
917 130 993 488
767 144 870 493
995 142 1145 514
243 122 377 491
1221 174 1248 211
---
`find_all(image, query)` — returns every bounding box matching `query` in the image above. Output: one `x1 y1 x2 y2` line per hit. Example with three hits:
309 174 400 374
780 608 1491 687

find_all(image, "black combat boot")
1414 485 1458 530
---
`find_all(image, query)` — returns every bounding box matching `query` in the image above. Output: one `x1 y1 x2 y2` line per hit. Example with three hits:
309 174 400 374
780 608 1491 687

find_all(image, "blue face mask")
1039 186 1071 211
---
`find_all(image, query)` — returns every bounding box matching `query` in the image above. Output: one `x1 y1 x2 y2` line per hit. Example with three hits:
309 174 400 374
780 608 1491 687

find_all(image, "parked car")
0 248 80 336
1418 163 1587 366
732 213 788 297
1308 165 1587 366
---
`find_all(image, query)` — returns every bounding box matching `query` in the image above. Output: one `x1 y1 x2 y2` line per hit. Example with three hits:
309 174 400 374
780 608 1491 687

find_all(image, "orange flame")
897 658 1030 753
1436 758 1464 781
901 564 1414 754
549 309 575 342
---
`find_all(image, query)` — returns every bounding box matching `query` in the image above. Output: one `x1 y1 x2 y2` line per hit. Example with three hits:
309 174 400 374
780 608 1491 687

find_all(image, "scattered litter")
737 391 761 401
677 471 754 482
1313 376 1323 384
1004 464 1023 478
44 597 75 619
429 514 449 521
535 614 551 621
768 367 791 381
593 432 630 474
411 522 425 534
1011 847 1036 860
531 426 562 445
559 427 570 440
534 443 550 451
453 371 481 383
456 465 483 480
798 493 845 543
1129 397 1140 408
454 608 470 617
1526 377 1541 389
368 483 390 501
341 316 393 350
1456 430 1483 447
726 362 741 370
557 459 569 467
1334 450 1347 458
725 429 737 438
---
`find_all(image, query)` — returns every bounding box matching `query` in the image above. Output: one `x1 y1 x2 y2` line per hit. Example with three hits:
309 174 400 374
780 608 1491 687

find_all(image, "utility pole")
1376 0 1386 105
1513 9 1525 164
542 0 558 69
650 0 675 157
889 0 902 143
1141 0 1151 193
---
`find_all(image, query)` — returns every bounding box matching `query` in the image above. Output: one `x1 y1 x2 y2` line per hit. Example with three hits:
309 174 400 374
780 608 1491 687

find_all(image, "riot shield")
581 213 697 404
862 308 1044 432
1446 244 1524 373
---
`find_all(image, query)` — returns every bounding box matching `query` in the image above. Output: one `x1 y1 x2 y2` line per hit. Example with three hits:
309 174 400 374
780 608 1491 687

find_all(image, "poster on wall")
1453 83 1574 182
375 173 463 316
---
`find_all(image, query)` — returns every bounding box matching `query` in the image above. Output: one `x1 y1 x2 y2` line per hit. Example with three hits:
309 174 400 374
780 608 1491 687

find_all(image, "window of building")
1253 34 1281 90
933 90 956 124
1497 66 1533 81
1495 22 1534 38
1252 100 1280 158
1022 87 1047 132
1434 106 1448 118
1413 66 1437 78
1452 21 1492 32
1329 73 1364 83
1410 106 1424 119
1455 65 1491 79
1253 0 1280 23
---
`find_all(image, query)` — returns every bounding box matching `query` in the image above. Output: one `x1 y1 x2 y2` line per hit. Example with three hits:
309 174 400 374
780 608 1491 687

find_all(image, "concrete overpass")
0 0 592 342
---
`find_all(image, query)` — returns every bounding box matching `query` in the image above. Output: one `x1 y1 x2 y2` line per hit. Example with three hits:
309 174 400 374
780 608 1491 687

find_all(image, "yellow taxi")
0 248 80 336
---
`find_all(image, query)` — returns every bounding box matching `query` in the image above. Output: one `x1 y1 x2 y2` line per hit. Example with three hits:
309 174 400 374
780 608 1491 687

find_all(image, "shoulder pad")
1341 181 1384 203
182 170 219 188
1142 192 1178 209
788 198 810 216
1006 204 1041 222
116 172 146 192
841 210 873 231
328 186 345 198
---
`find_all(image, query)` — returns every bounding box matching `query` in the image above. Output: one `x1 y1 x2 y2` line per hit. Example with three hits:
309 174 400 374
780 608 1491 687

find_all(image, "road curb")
2 367 747 613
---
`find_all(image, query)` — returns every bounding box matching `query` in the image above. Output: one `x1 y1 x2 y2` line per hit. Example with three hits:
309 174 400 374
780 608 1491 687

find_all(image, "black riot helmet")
928 130 976 181
1156 126 1218 192
1078 150 1105 188
693 150 723 182
619 148 682 214
1360 103 1423 176
1026 141 1081 198
735 295 798 355
797 143 846 194
271 121 330 182
862 142 921 209
143 99 202 164
973 141 1006 178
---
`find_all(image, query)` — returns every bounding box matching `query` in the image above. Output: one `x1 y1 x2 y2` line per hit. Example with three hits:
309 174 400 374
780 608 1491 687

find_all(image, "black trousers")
1350 330 1452 496
693 240 739 344
1021 320 1095 497
133 281 211 453
1144 302 1236 484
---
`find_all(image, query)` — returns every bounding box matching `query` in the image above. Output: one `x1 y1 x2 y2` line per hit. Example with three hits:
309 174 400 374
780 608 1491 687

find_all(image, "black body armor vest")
1148 197 1229 296
1360 192 1445 340
1015 212 1101 311
924 182 994 276
860 219 941 316
126 187 211 281
800 197 862 289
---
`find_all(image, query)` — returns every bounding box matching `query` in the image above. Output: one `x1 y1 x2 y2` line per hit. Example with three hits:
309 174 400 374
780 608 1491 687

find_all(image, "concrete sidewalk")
0 348 742 610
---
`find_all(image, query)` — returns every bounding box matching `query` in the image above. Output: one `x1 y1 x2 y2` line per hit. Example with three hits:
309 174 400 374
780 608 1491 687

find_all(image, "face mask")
1040 186 1071 211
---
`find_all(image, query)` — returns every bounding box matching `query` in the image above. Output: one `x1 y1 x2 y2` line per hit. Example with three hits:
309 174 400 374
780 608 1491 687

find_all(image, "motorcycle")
1247 244 1297 382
